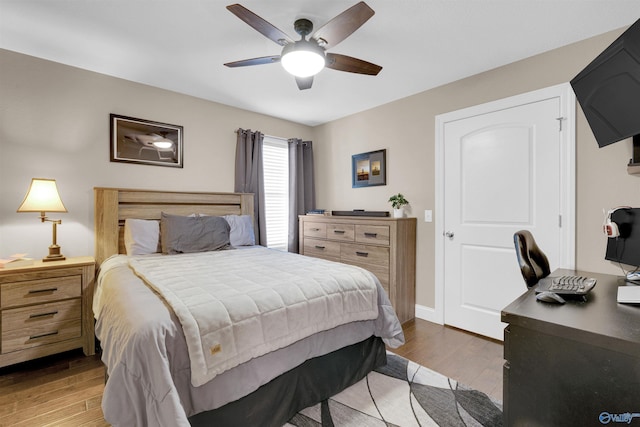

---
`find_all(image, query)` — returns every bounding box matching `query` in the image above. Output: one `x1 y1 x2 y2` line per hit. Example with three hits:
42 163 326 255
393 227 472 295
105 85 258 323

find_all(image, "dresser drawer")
341 243 389 266
2 319 82 354
342 259 390 295
2 299 81 334
304 238 341 260
327 224 355 242
303 222 327 238
299 215 416 324
355 225 390 246
1 276 81 309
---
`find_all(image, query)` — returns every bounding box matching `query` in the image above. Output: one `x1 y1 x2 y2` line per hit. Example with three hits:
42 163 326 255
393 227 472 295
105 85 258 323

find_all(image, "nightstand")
0 256 95 368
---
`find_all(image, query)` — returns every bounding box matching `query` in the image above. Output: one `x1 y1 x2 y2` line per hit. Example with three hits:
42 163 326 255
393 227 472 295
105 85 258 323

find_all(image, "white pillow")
124 218 160 255
223 215 256 246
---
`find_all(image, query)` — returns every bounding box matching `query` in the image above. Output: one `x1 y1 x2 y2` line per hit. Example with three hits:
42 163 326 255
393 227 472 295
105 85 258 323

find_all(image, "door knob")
445 231 455 240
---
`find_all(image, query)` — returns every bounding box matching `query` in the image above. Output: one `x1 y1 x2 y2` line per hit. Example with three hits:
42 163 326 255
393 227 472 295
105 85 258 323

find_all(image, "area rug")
285 352 503 427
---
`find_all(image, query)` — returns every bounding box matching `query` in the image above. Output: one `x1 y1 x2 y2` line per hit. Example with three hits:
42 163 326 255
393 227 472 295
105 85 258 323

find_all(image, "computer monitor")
570 18 640 149
605 207 640 268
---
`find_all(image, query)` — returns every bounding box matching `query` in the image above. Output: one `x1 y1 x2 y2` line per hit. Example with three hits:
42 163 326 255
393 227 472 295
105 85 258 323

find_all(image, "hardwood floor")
0 350 107 427
0 319 503 426
392 318 504 402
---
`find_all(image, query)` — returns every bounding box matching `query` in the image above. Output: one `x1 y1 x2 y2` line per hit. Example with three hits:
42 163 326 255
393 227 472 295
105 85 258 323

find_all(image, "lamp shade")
281 41 325 78
17 178 67 213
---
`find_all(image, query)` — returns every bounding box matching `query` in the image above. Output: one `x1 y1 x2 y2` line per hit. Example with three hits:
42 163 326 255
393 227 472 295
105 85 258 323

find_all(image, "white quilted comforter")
128 246 379 387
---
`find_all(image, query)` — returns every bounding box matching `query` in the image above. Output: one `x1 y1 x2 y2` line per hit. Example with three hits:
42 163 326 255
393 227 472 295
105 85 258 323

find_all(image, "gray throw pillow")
161 212 230 254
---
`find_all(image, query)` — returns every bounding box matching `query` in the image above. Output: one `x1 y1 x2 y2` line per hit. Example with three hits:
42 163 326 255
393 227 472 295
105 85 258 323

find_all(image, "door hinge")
559 214 562 228
556 117 564 132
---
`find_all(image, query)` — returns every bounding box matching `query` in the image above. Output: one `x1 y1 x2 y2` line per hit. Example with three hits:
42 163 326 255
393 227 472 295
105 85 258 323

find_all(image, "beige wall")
0 49 312 259
313 27 640 309
2 27 639 311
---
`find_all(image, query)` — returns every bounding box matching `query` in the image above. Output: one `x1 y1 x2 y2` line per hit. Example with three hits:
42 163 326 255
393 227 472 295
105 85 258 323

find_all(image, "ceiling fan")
224 2 382 90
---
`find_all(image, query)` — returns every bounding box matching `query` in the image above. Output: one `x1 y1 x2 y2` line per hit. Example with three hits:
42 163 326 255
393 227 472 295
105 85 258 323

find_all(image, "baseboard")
414 304 442 324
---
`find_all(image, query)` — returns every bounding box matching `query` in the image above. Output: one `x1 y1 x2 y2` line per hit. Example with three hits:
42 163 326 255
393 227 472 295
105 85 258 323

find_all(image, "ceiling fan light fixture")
281 41 325 78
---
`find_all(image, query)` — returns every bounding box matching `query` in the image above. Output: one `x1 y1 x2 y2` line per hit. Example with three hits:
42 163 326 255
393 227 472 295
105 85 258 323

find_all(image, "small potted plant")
388 193 409 218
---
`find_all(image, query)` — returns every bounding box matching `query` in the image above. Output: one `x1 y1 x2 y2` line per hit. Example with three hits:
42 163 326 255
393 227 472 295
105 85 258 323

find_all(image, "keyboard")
536 275 597 296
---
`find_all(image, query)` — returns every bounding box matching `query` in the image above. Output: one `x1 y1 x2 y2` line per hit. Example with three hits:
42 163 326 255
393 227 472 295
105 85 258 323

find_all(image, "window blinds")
262 136 289 251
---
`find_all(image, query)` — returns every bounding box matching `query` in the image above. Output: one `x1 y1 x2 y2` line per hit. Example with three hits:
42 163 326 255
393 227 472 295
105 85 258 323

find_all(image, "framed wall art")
110 114 183 168
352 149 386 188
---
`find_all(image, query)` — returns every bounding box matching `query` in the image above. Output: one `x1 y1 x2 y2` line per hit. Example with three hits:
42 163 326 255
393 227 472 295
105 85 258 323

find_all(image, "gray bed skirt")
188 335 387 427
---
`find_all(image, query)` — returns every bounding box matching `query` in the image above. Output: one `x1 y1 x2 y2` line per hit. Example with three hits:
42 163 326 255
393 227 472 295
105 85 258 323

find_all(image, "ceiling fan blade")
227 4 293 46
295 76 313 90
325 53 382 75
311 1 374 50
224 55 281 68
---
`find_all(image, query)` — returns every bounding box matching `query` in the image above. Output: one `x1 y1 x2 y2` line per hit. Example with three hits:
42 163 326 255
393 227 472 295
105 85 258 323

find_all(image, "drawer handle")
29 330 59 340
28 287 58 294
364 232 378 238
315 245 326 250
29 310 59 319
355 251 369 257
333 230 346 234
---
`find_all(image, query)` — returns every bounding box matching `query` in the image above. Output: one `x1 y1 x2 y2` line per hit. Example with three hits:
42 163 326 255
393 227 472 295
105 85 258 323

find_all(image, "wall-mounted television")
605 207 640 268
571 19 640 150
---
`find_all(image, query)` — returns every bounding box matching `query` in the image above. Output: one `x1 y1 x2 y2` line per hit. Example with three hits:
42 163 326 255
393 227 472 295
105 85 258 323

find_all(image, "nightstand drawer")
303 222 327 238
2 319 81 353
327 224 355 242
2 299 81 334
341 243 389 266
355 225 390 245
304 238 341 259
1 276 81 309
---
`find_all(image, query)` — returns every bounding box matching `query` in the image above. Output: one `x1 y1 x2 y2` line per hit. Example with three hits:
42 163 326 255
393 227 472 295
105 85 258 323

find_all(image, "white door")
435 84 575 340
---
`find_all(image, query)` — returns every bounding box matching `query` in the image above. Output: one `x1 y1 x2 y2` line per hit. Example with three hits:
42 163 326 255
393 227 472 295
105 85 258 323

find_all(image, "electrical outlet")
424 210 433 222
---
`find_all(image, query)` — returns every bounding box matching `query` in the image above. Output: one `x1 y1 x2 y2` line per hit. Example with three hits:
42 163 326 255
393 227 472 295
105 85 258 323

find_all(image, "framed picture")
352 149 386 188
110 114 183 168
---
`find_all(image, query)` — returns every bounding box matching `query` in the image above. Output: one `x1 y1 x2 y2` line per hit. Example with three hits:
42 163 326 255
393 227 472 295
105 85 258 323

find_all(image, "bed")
93 187 405 426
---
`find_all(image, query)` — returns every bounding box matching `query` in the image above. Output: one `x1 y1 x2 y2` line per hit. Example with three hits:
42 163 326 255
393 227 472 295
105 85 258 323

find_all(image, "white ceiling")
1 1 639 126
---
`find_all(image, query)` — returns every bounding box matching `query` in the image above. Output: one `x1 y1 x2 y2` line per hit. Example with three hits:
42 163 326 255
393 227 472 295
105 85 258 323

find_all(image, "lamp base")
43 245 65 262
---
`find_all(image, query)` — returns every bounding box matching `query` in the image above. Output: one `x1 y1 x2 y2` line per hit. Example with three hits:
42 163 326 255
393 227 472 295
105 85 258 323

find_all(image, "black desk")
501 269 640 426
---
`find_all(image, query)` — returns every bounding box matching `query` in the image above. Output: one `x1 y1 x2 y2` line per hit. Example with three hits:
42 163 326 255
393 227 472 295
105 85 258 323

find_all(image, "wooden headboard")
94 187 254 265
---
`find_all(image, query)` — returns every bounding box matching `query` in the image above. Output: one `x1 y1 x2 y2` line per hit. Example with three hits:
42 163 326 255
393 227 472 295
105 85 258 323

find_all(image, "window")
262 136 289 250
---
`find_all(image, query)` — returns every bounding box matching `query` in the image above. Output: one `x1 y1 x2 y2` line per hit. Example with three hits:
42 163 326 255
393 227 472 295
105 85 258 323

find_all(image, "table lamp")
17 178 68 262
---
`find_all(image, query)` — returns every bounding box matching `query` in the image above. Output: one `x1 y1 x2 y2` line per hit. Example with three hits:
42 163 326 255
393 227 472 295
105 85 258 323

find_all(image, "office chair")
513 230 551 288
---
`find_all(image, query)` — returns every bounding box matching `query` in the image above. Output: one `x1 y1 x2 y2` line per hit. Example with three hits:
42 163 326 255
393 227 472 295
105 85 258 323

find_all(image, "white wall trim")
414 304 442 324
433 83 576 328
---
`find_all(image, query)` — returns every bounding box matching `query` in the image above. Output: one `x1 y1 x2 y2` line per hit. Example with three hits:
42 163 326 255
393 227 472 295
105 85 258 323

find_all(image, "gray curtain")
288 139 315 252
234 129 267 246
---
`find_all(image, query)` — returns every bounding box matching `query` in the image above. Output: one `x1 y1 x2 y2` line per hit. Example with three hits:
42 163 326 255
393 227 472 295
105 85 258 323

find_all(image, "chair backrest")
513 230 551 288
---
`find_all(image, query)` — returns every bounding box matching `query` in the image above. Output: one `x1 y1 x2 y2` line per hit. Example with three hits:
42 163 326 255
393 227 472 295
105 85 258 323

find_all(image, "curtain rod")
234 129 290 142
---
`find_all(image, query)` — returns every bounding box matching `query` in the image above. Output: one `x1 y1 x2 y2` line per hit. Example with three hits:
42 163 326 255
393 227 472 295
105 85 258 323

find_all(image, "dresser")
299 215 416 323
0 257 95 368
501 268 640 426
